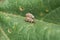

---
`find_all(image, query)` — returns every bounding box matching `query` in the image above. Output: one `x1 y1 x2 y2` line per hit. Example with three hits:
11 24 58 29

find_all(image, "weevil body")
25 17 34 23
25 13 35 23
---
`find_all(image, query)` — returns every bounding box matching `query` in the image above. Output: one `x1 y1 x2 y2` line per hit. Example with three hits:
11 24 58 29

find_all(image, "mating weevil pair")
25 12 35 23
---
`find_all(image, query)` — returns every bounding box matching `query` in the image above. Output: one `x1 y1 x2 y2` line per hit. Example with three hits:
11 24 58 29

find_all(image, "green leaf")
43 7 60 24
0 11 60 40
0 0 52 19
0 0 60 40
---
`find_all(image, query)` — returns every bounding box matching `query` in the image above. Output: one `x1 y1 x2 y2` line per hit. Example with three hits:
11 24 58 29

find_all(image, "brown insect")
25 13 35 23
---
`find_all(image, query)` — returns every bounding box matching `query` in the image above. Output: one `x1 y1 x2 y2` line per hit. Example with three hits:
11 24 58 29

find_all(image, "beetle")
25 12 35 23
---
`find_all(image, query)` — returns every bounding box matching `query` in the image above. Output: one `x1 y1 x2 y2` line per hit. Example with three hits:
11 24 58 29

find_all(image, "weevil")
25 12 35 23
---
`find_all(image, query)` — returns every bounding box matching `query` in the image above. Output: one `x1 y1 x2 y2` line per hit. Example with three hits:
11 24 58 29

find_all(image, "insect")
26 13 34 19
25 12 35 23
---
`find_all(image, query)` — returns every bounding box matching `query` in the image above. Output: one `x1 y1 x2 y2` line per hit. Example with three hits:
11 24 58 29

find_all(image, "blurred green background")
0 0 60 40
